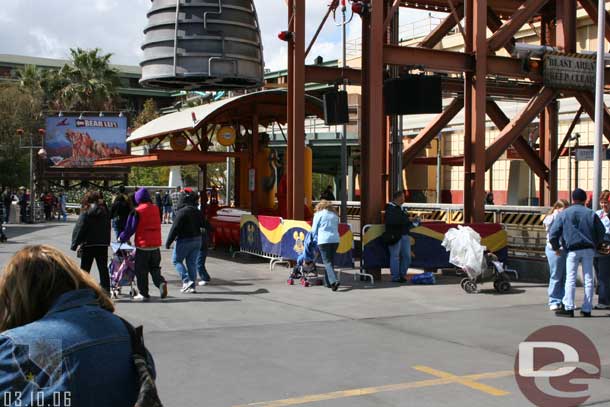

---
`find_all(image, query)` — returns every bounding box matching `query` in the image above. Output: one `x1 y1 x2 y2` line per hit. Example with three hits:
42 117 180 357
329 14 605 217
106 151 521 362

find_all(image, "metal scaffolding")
285 0 610 224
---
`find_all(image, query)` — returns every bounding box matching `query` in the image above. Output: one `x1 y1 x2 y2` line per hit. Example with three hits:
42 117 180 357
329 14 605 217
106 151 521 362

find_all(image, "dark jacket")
384 202 413 236
166 193 203 247
71 203 111 250
110 194 131 231
549 204 606 252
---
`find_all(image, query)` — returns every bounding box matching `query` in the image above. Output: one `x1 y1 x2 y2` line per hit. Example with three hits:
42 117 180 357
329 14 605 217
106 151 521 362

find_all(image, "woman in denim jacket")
0 245 151 406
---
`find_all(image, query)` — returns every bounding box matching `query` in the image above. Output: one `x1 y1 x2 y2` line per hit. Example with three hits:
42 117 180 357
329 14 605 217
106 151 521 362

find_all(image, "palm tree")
58 48 120 111
17 65 66 110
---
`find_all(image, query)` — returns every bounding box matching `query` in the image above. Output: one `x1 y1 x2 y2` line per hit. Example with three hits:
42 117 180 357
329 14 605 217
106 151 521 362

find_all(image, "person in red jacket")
119 188 168 301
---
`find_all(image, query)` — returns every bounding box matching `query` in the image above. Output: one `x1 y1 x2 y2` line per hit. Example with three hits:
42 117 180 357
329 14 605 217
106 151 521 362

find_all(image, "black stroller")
459 252 515 294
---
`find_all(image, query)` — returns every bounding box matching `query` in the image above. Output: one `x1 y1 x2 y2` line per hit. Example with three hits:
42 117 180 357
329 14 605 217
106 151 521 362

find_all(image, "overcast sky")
0 1 436 71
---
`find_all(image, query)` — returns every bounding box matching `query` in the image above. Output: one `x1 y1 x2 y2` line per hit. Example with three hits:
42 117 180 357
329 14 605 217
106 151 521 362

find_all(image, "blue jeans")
595 255 610 306
172 237 201 285
197 234 211 281
564 249 595 312
318 243 339 286
388 235 411 281
545 246 566 306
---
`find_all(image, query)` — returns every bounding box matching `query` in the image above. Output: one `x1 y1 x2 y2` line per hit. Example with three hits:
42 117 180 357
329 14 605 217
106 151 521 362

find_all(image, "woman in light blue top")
310 200 341 291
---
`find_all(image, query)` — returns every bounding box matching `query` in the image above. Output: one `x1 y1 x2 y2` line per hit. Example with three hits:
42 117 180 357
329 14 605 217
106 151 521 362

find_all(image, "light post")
17 128 45 223
567 132 580 204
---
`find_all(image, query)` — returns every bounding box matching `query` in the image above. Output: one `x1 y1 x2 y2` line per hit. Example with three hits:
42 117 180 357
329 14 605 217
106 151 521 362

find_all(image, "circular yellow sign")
170 135 188 151
217 126 236 146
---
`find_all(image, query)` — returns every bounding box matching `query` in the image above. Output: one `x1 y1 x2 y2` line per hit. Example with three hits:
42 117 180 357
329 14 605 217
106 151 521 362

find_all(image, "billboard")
45 116 128 168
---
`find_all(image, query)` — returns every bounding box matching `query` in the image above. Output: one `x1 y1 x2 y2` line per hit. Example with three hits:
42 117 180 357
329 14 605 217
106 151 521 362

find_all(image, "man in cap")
550 188 606 317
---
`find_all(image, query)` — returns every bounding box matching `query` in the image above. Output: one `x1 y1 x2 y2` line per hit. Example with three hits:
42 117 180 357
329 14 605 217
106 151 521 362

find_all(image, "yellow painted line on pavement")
413 365 511 396
232 369 513 407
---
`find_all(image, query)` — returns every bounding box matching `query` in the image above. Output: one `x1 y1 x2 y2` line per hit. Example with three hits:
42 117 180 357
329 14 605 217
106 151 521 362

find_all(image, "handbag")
119 318 164 407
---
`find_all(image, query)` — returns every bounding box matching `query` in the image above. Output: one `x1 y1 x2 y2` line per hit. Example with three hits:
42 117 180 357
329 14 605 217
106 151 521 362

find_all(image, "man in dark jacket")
550 188 606 317
71 191 112 292
166 191 203 293
197 195 213 286
384 190 416 283
110 186 131 239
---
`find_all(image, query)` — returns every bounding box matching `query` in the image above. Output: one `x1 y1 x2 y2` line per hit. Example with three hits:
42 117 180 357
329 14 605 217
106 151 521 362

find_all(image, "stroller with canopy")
109 242 138 298
287 231 324 287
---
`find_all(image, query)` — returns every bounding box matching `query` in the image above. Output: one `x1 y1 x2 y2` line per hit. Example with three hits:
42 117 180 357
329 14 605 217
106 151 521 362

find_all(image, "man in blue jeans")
384 190 416 283
165 191 203 293
550 188 606 317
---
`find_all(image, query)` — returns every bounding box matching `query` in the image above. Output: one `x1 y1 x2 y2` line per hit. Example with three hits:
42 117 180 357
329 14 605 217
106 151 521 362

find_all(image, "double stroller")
287 232 324 287
108 243 138 299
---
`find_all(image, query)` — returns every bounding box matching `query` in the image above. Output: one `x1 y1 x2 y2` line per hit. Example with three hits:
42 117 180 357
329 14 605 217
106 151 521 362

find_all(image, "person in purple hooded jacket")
119 188 168 302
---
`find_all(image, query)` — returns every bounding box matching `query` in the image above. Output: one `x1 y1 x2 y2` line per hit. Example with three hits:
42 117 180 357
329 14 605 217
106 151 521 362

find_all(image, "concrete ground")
2 220 610 407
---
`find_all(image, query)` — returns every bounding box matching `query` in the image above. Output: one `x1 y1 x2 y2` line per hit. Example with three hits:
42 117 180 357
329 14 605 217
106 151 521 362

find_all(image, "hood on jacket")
135 188 151 204
177 191 198 209
86 202 107 217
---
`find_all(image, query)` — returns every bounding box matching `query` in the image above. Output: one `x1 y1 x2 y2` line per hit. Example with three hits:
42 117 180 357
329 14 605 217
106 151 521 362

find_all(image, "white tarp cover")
441 225 487 278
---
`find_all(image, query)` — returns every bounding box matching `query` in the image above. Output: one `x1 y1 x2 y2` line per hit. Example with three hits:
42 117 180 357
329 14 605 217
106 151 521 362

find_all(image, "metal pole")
593 0 606 211
574 135 579 190
226 146 231 206
29 140 34 223
340 0 348 223
568 143 572 205
390 7 401 197
436 133 441 203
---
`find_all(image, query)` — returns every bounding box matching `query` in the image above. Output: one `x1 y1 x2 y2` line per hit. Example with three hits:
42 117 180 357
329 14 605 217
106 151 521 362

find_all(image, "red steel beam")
556 0 577 53
485 100 549 181
578 0 610 44
304 65 362 85
287 1 294 218
487 0 550 52
361 0 385 227
418 5 465 48
574 92 610 142
383 45 541 81
469 0 488 223
486 7 515 54
553 107 583 162
402 96 464 164
305 1 337 59
485 87 556 169
292 0 305 220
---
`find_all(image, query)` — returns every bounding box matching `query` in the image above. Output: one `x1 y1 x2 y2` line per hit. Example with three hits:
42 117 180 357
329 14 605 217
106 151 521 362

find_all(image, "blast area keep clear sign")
543 53 596 91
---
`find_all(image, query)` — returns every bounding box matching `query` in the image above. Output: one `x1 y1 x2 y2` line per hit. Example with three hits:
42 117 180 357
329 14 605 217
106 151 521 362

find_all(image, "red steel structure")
285 0 610 225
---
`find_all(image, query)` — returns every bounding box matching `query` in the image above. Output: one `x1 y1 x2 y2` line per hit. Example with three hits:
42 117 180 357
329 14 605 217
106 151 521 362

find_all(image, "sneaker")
549 304 562 311
198 280 208 286
594 303 610 310
391 277 407 283
580 311 592 318
186 286 197 294
159 282 168 299
181 282 191 293
331 282 340 292
555 308 574 318
132 294 148 302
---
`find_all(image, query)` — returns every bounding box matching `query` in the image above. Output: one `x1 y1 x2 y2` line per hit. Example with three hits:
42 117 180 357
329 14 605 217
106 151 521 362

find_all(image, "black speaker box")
384 75 442 115
323 90 349 125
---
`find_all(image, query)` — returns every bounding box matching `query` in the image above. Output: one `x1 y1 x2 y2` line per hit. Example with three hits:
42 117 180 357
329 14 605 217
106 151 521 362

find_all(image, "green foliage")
57 48 120 111
128 99 167 186
0 84 42 188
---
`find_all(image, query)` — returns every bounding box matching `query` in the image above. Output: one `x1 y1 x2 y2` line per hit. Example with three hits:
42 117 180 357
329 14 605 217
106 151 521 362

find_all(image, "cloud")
0 1 444 73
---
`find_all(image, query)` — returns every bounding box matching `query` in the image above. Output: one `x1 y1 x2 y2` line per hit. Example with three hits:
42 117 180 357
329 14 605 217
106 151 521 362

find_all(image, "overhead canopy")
127 89 324 144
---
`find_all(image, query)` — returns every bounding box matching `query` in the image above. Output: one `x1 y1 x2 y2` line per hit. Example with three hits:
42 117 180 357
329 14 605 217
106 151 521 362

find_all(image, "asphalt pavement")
1 220 609 407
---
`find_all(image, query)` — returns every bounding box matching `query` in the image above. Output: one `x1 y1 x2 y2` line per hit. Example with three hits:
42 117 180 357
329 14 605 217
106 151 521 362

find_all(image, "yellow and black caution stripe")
501 212 544 226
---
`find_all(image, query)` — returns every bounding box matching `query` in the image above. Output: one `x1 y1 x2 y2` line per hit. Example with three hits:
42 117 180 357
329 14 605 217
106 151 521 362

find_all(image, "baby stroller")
287 232 324 287
442 225 515 294
459 252 513 294
109 242 138 299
